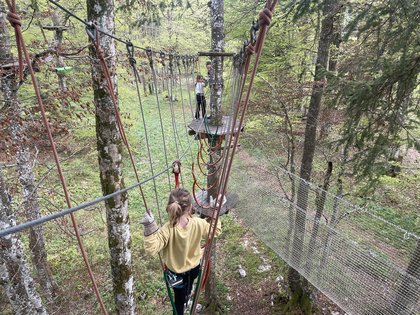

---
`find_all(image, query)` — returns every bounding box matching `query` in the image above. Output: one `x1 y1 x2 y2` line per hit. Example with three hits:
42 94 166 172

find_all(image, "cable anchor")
85 22 97 42
126 41 136 66
146 47 153 68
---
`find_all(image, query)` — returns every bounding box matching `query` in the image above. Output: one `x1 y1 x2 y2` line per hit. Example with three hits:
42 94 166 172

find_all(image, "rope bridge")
229 152 419 315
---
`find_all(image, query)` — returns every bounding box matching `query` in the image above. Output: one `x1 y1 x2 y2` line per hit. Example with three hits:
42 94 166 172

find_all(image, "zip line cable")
47 0 196 60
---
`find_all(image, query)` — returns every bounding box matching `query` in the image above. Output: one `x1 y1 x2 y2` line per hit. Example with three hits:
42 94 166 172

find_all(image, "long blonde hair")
166 188 192 227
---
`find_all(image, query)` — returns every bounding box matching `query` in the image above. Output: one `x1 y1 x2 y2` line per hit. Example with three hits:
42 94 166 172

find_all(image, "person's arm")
140 212 170 256
201 216 222 239
144 224 170 256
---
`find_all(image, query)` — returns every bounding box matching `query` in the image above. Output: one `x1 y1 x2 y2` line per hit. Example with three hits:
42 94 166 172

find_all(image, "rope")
47 0 183 57
4 1 108 313
172 160 181 189
176 55 194 164
126 42 162 224
183 57 195 118
167 54 185 187
147 49 172 191
0 128 198 238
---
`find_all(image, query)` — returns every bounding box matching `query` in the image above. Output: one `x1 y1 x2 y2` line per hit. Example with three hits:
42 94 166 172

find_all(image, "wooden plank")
193 189 229 217
198 51 235 57
42 25 70 31
188 116 241 136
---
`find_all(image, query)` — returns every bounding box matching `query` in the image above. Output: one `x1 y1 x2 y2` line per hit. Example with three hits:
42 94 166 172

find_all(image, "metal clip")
85 22 96 41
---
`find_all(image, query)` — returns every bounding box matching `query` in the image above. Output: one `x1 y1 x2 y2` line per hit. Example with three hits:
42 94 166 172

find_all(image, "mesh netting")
229 151 419 315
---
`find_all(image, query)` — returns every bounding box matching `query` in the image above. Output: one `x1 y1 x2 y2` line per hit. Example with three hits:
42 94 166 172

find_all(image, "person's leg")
173 286 186 315
186 265 201 299
202 97 206 118
195 94 201 119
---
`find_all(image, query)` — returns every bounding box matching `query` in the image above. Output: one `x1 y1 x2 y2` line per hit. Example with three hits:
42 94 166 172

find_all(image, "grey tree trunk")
0 6 57 303
204 0 225 309
0 166 48 315
209 0 224 126
86 1 136 314
288 0 339 298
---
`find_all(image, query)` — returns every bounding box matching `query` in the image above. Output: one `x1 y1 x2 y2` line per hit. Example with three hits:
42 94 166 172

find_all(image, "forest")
0 0 419 314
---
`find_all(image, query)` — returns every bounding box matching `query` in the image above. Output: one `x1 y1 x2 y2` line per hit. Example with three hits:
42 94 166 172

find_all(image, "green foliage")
329 0 420 186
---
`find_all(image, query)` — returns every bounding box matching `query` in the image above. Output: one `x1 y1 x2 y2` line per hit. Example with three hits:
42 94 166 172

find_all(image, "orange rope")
5 1 108 313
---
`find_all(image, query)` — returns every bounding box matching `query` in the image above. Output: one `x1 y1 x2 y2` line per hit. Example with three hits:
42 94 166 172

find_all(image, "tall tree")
288 0 340 303
0 3 57 303
204 0 225 311
0 166 48 315
86 1 136 314
209 0 225 127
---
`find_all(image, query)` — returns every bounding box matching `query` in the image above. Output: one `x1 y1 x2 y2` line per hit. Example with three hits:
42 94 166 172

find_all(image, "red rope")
4 2 108 313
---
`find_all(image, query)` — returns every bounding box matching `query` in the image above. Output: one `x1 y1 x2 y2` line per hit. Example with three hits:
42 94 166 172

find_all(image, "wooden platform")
193 190 239 217
188 116 241 137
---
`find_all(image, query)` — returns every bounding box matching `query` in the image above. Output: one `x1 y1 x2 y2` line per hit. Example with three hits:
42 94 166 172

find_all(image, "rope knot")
259 8 273 27
97 47 105 60
246 44 255 56
6 11 22 27
172 160 181 174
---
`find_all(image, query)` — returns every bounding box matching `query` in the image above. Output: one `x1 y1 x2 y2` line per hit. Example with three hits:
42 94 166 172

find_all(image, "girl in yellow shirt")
141 188 222 315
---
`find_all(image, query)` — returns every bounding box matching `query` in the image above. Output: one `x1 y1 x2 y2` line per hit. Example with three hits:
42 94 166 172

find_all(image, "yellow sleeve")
200 218 222 240
144 224 170 256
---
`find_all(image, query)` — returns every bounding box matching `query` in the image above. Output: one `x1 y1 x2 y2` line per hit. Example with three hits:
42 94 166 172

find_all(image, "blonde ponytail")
166 188 192 227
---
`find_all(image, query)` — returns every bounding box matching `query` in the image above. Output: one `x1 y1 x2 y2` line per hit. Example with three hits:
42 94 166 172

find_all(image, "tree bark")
288 0 339 297
203 0 225 308
86 1 136 314
209 0 224 126
0 166 48 315
0 5 57 303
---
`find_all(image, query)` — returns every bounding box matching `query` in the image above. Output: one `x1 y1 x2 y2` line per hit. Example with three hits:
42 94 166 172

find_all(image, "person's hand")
140 211 159 236
140 212 154 225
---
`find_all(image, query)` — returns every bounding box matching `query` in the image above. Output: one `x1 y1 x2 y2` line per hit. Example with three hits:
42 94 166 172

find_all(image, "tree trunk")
288 0 339 298
0 166 48 315
204 0 225 308
86 1 136 314
0 6 57 303
321 144 347 267
304 162 332 276
209 0 224 126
